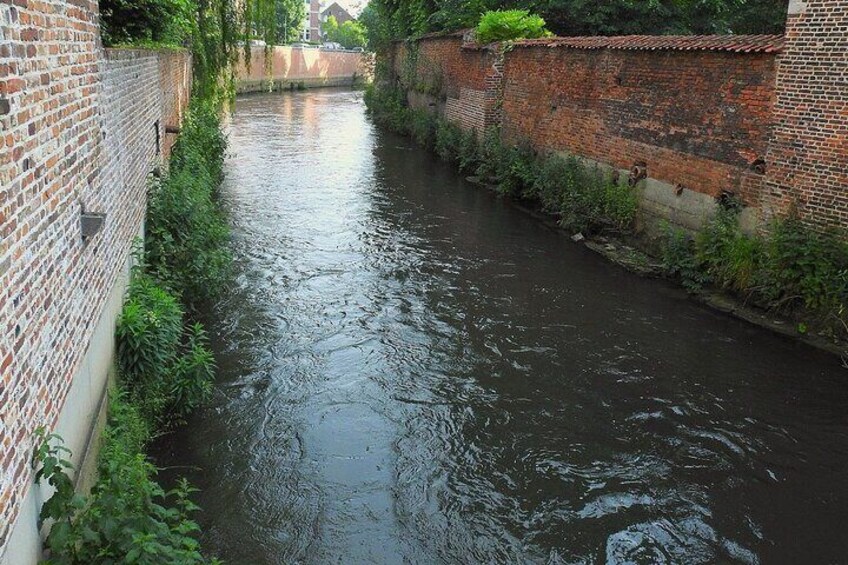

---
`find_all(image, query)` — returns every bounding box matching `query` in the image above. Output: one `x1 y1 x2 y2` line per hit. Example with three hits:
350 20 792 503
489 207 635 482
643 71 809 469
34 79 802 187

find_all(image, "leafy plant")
409 109 438 150
435 119 464 164
694 206 763 292
457 128 479 174
34 408 218 565
475 10 550 44
759 218 848 315
146 100 231 304
117 271 216 426
660 222 711 291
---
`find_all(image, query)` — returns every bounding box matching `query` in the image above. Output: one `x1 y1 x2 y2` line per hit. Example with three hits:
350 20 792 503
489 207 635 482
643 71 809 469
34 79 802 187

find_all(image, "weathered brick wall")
500 43 779 202
762 1 848 226
235 46 371 92
388 35 788 223
391 34 503 133
0 0 191 554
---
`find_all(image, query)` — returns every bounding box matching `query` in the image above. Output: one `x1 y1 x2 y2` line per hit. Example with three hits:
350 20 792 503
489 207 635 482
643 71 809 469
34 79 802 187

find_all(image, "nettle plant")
116 269 215 427
34 423 219 565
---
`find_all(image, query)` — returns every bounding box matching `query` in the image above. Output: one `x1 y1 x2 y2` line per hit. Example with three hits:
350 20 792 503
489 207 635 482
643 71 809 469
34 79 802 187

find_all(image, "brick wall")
390 35 781 209
235 46 371 92
391 34 504 133
762 1 848 226
0 0 191 555
500 44 778 202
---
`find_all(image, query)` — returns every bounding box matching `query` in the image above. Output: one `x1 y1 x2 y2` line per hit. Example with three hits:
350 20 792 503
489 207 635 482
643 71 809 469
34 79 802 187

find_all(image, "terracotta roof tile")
511 34 784 53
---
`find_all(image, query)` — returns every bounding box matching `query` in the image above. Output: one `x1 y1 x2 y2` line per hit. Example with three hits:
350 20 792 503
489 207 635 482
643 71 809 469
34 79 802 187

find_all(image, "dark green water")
154 89 848 564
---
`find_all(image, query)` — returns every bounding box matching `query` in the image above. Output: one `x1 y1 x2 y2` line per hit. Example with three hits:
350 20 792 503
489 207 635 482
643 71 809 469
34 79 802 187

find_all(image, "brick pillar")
761 1 848 227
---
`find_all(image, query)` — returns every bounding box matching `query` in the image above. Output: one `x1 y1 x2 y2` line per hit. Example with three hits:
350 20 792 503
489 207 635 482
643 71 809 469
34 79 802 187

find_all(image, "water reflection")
154 89 848 564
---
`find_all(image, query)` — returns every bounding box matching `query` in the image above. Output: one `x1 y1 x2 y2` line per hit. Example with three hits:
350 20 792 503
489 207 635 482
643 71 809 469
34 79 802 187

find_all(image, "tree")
360 0 789 48
275 0 307 43
324 15 368 48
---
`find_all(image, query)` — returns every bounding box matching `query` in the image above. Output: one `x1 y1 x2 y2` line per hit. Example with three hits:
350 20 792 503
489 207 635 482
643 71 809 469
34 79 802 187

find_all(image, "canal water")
154 89 848 564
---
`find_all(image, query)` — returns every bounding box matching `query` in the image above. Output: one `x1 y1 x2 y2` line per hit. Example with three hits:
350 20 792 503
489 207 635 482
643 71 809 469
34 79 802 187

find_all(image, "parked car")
322 42 343 50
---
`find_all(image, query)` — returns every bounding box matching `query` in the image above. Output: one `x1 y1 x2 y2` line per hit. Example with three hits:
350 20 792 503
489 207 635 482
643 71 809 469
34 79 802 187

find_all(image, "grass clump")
661 207 848 338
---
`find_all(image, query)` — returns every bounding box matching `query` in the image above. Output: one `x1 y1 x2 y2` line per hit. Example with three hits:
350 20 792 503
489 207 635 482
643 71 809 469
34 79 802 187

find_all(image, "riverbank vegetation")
34 98 230 564
661 207 848 340
365 83 637 234
366 82 848 344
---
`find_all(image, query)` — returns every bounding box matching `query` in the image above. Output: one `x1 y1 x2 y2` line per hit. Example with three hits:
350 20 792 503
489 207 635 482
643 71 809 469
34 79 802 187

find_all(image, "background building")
321 2 355 28
302 0 322 41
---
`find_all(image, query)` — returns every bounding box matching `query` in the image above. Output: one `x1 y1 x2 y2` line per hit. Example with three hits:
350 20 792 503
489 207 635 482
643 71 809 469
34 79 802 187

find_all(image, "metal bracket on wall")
81 211 106 242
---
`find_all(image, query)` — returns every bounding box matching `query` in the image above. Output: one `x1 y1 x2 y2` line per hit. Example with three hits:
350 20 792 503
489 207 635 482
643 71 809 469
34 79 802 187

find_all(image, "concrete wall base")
236 75 362 94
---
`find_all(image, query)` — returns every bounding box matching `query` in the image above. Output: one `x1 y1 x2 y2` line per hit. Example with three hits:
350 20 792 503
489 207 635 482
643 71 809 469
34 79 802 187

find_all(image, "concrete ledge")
235 75 361 94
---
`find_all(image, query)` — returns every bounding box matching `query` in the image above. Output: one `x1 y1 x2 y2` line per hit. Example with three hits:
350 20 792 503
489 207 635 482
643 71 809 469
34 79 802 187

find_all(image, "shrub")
146 101 230 304
694 207 763 291
760 219 848 315
35 413 218 565
117 272 183 387
601 177 639 232
435 119 463 164
556 162 636 234
117 271 215 426
475 10 551 44
457 128 479 174
364 83 410 134
531 154 572 212
660 223 711 291
409 109 437 150
661 209 848 336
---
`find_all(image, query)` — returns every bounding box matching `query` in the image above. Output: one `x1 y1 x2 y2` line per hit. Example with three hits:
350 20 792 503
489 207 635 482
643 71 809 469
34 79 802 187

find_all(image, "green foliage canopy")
324 15 368 48
361 0 789 48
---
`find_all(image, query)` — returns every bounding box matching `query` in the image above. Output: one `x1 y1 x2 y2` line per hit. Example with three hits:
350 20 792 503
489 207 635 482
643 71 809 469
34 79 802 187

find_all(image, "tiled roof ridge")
509 34 784 53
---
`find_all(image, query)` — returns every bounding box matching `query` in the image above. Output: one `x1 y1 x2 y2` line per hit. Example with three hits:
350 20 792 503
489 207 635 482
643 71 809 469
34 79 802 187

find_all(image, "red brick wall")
500 46 778 201
391 35 504 133
389 35 783 206
0 0 191 554
762 1 848 226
